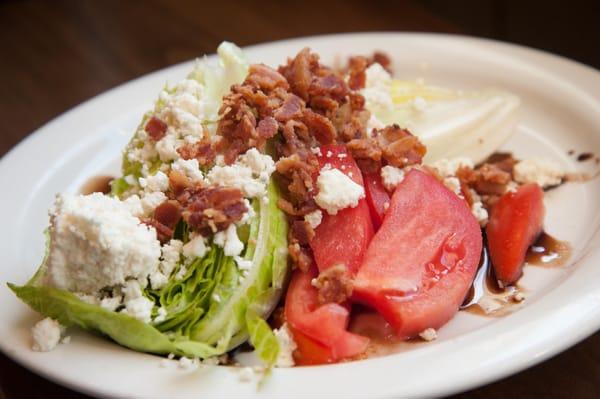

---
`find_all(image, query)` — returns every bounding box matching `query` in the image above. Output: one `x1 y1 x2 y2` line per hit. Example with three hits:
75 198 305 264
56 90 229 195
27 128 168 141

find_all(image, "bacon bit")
276 197 317 216
280 47 315 100
289 243 313 273
371 51 392 73
246 64 290 91
290 220 315 246
379 124 411 143
383 136 427 168
347 56 368 90
153 200 182 230
168 170 192 196
309 96 338 115
484 152 518 175
177 139 216 166
183 186 247 235
256 116 279 139
303 110 336 144
346 138 382 173
274 94 304 122
311 74 348 102
142 218 174 244
313 264 353 304
145 116 168 141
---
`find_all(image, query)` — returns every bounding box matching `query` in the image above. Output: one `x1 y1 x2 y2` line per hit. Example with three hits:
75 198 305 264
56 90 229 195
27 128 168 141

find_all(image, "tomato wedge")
353 169 482 339
486 183 544 285
285 266 369 364
363 172 390 229
310 145 374 274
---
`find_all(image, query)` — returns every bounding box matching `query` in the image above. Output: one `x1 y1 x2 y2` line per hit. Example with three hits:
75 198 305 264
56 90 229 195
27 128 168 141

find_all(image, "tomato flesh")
353 169 482 338
486 183 544 285
310 145 374 274
285 266 369 363
363 172 391 229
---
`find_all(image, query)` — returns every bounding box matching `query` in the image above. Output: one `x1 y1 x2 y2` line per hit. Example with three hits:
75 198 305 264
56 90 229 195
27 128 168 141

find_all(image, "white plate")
1 33 599 399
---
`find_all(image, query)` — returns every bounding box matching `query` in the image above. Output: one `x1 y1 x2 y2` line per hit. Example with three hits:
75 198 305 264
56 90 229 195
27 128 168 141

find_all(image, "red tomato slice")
353 169 482 339
290 327 335 366
285 266 369 363
310 145 374 274
486 183 544 285
363 171 391 229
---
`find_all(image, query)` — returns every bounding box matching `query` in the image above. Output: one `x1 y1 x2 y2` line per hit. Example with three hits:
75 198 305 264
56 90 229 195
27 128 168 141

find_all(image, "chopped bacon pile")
212 48 425 272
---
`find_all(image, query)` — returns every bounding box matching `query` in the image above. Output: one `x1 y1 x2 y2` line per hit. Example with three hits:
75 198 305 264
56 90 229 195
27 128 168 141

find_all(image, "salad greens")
9 181 288 363
9 42 290 366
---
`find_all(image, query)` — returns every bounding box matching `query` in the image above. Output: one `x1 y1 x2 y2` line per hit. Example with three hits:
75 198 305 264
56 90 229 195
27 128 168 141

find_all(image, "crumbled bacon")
177 139 216 166
142 218 174 244
290 220 315 246
347 56 368 90
288 243 313 273
303 109 336 144
145 116 168 141
144 200 181 244
382 135 427 168
278 48 316 101
313 264 353 304
274 94 304 122
154 200 182 229
346 138 382 173
370 51 392 73
246 64 290 91
181 186 247 235
168 170 192 197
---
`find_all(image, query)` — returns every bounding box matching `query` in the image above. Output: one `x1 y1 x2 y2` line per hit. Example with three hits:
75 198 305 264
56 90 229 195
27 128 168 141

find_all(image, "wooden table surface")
1 1 598 398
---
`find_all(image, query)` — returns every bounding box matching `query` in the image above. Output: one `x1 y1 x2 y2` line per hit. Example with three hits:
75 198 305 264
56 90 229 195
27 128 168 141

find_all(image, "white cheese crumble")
471 196 489 227
366 113 385 134
274 323 297 367
213 224 244 257
139 171 169 193
207 149 275 198
46 193 161 294
100 296 122 311
140 191 167 215
31 318 64 352
155 133 181 163
432 157 474 178
443 176 462 197
380 165 405 192
304 209 323 229
314 168 365 215
513 158 564 188
122 296 154 323
418 328 437 342
160 239 183 277
362 63 393 111
178 356 200 370
154 307 168 324
171 158 205 184
182 234 208 259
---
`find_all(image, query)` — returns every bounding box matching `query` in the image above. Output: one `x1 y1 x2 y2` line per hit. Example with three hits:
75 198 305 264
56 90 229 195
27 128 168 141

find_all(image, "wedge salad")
9 42 570 368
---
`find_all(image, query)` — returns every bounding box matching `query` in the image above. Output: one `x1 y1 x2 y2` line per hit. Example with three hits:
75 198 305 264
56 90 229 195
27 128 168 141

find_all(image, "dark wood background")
0 0 598 398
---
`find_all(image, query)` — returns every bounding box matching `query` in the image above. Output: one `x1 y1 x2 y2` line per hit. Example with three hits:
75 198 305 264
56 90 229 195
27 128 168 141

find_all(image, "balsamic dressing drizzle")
79 175 114 195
